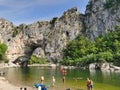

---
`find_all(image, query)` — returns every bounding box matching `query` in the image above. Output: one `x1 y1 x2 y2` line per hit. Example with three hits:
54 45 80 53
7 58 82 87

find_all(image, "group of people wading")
39 67 94 90
86 78 94 90
40 67 67 86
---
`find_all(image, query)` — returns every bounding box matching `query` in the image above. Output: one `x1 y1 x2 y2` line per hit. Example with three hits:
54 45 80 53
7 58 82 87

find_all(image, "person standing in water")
40 76 44 84
86 78 91 90
90 79 94 90
52 76 56 87
62 76 66 84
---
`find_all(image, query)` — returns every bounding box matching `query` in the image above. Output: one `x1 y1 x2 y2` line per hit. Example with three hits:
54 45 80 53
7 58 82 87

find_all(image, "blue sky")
0 0 89 25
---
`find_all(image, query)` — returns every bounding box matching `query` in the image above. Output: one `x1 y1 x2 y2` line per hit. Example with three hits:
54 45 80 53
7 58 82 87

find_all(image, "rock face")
0 18 14 44
0 0 120 65
0 7 84 64
85 0 120 39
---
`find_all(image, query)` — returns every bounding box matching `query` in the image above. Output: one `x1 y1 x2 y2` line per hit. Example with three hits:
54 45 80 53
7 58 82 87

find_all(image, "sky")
0 0 89 25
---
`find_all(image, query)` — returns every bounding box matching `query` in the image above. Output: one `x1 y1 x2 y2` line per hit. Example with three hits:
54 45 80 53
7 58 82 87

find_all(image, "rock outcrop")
85 0 120 39
0 7 84 64
0 0 120 65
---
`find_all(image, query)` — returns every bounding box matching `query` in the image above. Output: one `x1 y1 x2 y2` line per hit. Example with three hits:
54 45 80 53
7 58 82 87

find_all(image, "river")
1 66 120 90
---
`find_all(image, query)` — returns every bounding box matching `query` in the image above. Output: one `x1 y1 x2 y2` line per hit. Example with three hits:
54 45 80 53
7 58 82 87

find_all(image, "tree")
0 43 8 61
62 26 120 66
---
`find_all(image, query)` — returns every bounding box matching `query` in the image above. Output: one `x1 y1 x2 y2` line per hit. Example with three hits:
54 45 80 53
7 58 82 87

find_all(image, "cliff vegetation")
61 26 120 66
104 0 120 9
0 42 8 62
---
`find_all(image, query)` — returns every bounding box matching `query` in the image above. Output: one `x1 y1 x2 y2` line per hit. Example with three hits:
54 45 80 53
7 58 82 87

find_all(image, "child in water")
40 76 44 84
63 76 65 84
52 76 56 87
90 79 94 90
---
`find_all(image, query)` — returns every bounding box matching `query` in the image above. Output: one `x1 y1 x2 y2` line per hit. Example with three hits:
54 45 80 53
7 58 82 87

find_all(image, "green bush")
12 27 20 37
62 26 120 66
104 0 120 9
0 43 8 61
29 55 47 64
0 43 8 54
104 0 113 9
113 53 120 66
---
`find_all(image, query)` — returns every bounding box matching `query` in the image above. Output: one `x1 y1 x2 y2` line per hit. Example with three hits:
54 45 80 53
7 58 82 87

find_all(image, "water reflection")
20 67 30 74
89 69 96 78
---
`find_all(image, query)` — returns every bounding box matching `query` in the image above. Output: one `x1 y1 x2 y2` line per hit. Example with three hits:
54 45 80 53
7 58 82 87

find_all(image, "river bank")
0 63 46 90
0 62 56 68
0 77 35 90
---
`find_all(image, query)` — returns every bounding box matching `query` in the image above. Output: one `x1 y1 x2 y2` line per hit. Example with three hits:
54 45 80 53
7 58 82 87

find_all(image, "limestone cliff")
0 0 120 65
85 0 120 39
0 7 84 64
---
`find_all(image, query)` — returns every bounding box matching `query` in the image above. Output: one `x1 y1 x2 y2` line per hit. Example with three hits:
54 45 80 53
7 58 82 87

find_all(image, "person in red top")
61 68 67 75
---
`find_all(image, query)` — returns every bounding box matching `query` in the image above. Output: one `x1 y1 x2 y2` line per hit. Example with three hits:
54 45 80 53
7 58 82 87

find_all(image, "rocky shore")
0 77 35 90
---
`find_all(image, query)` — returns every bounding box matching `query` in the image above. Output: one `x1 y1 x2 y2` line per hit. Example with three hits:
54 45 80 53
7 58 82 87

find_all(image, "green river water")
1 66 120 90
